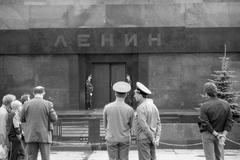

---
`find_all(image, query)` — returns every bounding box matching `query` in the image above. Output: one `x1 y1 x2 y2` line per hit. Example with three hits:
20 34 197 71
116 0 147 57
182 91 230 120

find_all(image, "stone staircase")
57 119 105 141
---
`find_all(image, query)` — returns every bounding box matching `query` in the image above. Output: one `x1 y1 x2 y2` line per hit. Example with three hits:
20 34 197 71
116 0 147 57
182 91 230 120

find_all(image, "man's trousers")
137 138 156 160
9 139 25 160
202 132 224 160
26 142 51 160
106 141 130 160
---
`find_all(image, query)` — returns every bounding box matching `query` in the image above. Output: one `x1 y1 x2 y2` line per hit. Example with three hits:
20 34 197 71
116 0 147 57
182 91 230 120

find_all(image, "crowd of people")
0 81 233 160
0 86 58 160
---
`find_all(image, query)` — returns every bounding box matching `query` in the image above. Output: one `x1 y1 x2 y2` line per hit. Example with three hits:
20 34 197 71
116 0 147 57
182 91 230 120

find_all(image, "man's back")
104 100 134 142
21 97 57 143
200 97 232 132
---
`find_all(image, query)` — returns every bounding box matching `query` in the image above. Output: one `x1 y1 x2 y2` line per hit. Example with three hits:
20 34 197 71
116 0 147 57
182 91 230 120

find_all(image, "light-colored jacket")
0 106 8 145
20 97 58 143
135 99 161 141
103 98 134 142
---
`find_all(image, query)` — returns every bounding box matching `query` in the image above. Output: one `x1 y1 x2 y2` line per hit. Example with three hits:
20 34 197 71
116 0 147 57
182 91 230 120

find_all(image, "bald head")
33 86 45 95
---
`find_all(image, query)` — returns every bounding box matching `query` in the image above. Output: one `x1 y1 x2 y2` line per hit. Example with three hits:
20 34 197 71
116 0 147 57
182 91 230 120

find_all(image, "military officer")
134 82 161 160
103 81 135 160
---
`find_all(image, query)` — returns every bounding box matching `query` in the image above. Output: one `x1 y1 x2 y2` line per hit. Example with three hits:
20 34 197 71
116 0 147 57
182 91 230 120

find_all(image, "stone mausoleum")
0 0 240 147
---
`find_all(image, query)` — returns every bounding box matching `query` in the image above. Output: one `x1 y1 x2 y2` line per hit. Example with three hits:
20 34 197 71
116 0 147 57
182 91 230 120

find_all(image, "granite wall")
1 0 240 148
148 53 240 110
160 123 240 149
0 0 240 29
0 55 81 110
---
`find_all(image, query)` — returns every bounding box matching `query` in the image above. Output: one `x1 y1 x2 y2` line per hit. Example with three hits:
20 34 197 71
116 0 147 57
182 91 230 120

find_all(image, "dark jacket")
8 112 22 142
198 97 233 133
20 97 58 143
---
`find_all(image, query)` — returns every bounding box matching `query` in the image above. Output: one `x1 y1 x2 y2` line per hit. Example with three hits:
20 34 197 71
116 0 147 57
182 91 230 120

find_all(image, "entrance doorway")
92 63 126 109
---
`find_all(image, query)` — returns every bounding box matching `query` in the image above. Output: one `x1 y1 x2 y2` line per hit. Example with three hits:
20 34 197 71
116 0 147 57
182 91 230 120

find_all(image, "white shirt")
13 111 21 129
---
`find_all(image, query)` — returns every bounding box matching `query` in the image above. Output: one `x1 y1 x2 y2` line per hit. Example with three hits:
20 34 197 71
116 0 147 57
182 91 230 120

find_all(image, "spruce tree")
208 44 240 122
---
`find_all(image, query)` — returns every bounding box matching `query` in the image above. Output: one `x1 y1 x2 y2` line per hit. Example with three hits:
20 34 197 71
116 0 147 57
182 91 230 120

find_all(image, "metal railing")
52 116 240 149
53 117 105 143
52 115 193 143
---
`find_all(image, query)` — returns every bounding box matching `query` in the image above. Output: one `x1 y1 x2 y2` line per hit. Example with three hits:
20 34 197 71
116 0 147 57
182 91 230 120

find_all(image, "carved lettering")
54 35 68 48
101 34 114 47
148 33 161 46
124 34 137 47
53 32 163 50
77 34 90 47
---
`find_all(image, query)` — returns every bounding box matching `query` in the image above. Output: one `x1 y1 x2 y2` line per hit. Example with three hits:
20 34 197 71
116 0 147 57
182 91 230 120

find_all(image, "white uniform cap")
136 82 152 95
113 81 131 93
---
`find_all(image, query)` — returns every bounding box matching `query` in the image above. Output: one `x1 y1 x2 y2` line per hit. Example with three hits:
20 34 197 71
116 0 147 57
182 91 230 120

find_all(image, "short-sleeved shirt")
103 99 134 142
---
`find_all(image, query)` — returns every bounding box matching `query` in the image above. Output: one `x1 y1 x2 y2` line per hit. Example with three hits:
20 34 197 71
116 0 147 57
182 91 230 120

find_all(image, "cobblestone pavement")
37 149 240 160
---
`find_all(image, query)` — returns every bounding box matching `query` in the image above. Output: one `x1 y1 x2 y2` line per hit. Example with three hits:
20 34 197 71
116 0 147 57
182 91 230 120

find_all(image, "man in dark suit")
20 86 58 160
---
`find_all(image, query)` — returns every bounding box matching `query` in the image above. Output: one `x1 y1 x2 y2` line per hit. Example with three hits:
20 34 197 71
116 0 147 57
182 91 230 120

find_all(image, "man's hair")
33 86 45 95
11 100 22 111
115 92 127 98
136 89 147 98
20 94 30 104
2 94 16 106
204 82 218 97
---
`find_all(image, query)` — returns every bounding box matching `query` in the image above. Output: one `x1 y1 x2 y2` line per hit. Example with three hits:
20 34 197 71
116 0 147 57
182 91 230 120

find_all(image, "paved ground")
38 149 240 160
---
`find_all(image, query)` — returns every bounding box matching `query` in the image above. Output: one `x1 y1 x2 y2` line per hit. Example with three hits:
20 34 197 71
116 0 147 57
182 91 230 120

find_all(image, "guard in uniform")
103 81 135 160
134 82 161 160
